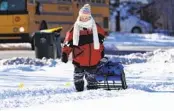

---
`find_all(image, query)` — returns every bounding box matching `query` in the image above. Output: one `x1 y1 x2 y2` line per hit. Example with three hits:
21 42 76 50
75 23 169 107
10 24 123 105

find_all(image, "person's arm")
96 23 106 58
96 23 107 44
61 27 74 63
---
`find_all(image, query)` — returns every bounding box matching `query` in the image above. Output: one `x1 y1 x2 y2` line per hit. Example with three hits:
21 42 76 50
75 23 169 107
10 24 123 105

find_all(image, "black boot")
74 81 84 92
87 83 98 90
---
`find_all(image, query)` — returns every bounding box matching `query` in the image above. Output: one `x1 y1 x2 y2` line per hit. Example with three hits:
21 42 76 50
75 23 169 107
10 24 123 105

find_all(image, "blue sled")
95 60 128 90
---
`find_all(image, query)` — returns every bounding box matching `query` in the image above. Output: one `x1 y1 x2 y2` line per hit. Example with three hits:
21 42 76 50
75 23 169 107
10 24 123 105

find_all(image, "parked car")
110 3 153 33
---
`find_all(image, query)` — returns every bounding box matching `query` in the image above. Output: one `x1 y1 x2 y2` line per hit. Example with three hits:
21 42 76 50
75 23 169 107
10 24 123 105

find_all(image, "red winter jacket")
62 24 106 68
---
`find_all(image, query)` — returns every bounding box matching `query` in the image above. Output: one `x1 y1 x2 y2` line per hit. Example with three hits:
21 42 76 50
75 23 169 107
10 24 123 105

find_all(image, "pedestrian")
61 4 106 92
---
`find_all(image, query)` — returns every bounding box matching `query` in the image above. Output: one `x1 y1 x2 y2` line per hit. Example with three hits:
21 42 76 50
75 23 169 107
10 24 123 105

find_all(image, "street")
0 50 35 59
0 45 173 59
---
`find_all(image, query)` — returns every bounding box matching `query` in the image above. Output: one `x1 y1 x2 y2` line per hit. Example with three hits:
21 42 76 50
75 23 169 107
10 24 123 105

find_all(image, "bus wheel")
132 27 142 33
39 21 48 30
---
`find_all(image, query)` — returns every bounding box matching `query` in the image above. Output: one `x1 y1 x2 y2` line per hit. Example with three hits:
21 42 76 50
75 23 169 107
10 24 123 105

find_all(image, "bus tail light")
19 27 25 32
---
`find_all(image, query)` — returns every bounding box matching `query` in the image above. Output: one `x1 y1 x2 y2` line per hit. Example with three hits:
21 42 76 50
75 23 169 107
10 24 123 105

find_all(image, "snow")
104 33 174 51
3 94 174 111
110 0 149 4
120 0 149 4
0 33 174 111
0 43 31 50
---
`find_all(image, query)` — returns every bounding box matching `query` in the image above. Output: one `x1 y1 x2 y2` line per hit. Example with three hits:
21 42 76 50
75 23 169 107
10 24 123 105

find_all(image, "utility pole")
115 0 120 32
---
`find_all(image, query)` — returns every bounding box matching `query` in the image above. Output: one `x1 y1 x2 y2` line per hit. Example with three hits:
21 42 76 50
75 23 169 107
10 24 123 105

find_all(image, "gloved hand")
101 47 105 58
61 52 68 63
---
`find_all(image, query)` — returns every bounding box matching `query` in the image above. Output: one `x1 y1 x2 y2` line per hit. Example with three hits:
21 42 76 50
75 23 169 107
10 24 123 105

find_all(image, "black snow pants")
74 66 98 91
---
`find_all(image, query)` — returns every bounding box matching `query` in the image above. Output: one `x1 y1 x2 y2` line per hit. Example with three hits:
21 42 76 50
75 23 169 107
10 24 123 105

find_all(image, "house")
140 0 174 34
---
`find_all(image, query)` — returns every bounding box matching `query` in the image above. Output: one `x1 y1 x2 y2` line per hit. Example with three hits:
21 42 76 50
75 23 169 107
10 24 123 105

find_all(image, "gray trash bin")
54 32 62 59
34 31 57 59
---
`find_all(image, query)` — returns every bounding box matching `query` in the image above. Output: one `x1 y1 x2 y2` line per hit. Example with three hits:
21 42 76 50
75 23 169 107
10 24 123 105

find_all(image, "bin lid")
40 27 63 33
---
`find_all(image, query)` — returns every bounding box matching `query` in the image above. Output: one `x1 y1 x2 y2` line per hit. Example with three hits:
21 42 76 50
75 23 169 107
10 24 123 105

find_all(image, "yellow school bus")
0 0 109 50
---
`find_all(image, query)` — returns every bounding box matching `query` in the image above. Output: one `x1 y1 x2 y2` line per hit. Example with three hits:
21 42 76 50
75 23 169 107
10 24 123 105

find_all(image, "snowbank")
147 49 174 63
108 49 174 64
108 52 149 64
0 49 173 68
0 57 58 66
0 57 60 72
104 33 174 52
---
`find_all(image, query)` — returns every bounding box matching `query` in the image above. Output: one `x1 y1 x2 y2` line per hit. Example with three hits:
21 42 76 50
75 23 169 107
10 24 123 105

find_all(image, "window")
96 0 101 3
8 0 26 11
91 0 95 3
0 0 8 11
62 0 68 1
58 0 71 2
28 0 35 4
82 0 86 2
0 0 26 12
101 0 105 3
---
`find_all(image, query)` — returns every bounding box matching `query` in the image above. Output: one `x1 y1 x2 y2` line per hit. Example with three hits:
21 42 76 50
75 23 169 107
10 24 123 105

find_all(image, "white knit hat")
79 4 91 17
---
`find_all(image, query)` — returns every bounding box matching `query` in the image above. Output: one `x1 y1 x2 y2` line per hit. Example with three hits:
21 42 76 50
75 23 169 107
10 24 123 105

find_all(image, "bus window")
28 0 35 4
96 0 101 3
101 0 105 3
91 0 95 3
0 0 8 11
86 0 90 3
8 0 26 11
82 0 86 3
